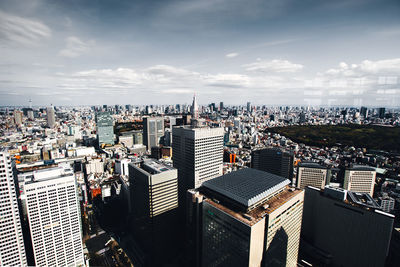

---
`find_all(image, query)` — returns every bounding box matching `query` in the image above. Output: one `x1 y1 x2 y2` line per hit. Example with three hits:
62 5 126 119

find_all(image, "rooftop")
298 162 327 169
142 159 175 174
347 191 380 209
348 164 376 171
202 168 290 208
205 186 302 226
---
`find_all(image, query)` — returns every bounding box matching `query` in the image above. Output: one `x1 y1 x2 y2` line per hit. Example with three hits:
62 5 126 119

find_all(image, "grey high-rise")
96 111 114 146
47 106 56 128
301 186 393 267
143 117 164 151
129 160 179 266
251 147 294 180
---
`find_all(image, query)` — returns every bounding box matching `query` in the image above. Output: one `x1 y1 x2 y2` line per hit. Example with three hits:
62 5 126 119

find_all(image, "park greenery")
268 124 400 152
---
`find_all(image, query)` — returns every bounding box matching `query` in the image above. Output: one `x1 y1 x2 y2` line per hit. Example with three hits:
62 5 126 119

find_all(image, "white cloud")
203 73 250 88
325 58 400 76
0 9 51 46
59 36 95 58
225 52 238 58
243 59 304 73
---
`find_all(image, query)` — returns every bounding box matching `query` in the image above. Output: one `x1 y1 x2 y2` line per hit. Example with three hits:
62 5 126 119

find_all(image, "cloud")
203 73 250 88
146 65 198 77
226 52 238 58
243 59 304 73
59 36 95 58
324 58 400 78
0 9 51 46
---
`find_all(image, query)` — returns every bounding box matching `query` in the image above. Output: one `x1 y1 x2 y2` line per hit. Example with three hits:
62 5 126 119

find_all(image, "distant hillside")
268 124 400 152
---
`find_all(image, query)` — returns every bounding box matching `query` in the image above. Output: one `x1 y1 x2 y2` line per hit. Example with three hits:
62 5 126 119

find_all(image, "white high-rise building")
296 162 328 189
24 166 84 266
172 126 223 189
47 105 56 128
343 165 376 197
0 152 27 266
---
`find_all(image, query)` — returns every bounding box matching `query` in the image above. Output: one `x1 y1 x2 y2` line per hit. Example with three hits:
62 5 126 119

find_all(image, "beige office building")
343 165 376 196
296 162 328 189
198 168 304 267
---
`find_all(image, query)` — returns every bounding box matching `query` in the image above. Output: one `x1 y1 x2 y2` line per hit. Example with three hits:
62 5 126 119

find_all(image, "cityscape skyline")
0 0 400 106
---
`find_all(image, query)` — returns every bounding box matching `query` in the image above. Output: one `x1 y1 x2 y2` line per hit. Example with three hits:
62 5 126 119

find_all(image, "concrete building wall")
265 190 304 267
297 167 327 189
302 187 393 267
343 170 376 196
24 170 84 266
0 152 27 266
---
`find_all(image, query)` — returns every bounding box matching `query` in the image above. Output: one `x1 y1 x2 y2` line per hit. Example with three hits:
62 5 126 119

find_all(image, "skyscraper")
251 147 294 180
14 110 23 126
378 107 386 119
247 101 251 112
0 152 27 266
172 126 223 190
20 165 84 266
143 117 164 151
360 106 368 118
191 94 199 119
96 111 114 146
301 186 393 267
343 165 376 196
191 168 304 267
23 166 84 266
296 162 328 189
219 101 223 112
129 160 179 266
46 105 56 128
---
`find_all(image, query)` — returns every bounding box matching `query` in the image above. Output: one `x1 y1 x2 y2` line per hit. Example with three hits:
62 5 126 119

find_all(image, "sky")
0 0 400 107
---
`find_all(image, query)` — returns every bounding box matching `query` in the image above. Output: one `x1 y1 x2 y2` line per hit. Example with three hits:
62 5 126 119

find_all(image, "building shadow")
263 227 288 267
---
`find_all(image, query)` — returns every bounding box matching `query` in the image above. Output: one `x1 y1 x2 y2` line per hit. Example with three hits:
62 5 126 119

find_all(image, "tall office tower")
219 101 224 111
299 112 306 123
27 109 34 120
0 152 28 266
247 101 251 112
23 166 84 266
301 186 394 267
360 106 368 118
46 105 56 128
191 94 199 119
378 107 386 119
96 111 114 146
343 165 376 196
172 126 223 191
129 160 179 266
296 162 328 189
115 158 132 177
143 117 164 151
190 168 304 267
14 110 23 126
251 147 294 180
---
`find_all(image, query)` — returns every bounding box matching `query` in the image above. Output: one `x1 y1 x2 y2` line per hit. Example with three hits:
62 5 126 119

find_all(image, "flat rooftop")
347 191 380 209
142 159 174 174
202 168 290 208
348 165 376 171
298 162 327 169
205 186 302 226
